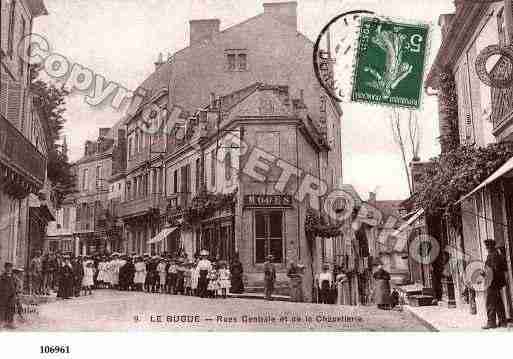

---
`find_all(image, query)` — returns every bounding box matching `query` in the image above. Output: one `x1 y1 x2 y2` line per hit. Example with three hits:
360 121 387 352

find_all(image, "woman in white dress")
96 258 109 289
134 257 147 291
110 254 121 288
82 261 95 295
217 261 231 298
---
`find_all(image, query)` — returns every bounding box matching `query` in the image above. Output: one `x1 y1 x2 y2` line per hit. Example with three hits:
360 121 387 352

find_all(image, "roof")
127 11 321 117
425 3 490 89
373 200 404 219
25 0 48 17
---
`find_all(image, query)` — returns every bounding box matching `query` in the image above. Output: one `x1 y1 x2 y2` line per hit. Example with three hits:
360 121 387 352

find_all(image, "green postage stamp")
351 17 429 109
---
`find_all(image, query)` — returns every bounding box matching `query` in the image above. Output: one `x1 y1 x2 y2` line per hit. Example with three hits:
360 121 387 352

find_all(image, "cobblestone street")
11 290 431 331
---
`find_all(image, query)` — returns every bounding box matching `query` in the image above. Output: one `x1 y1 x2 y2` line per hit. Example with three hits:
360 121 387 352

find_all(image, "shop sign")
243 194 293 208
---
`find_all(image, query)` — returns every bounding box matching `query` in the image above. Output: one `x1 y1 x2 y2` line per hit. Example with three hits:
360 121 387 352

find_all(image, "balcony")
491 56 513 134
0 115 46 194
119 193 167 219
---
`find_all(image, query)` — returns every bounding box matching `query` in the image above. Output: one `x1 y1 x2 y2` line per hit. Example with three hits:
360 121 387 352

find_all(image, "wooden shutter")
7 81 22 128
0 75 8 117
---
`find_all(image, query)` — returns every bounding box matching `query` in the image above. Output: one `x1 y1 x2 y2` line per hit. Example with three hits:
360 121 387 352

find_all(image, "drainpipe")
506 0 513 45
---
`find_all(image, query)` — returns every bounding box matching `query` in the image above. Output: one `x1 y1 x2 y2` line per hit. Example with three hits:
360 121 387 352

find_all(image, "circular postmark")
313 10 375 102
475 45 513 89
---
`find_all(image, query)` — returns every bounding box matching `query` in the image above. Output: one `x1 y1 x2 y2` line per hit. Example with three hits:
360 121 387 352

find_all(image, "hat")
322 263 330 270
4 262 13 269
484 239 496 248
200 250 209 256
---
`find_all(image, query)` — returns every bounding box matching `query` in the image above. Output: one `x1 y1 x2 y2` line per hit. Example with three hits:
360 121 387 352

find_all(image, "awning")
392 208 424 237
148 227 177 244
456 156 513 204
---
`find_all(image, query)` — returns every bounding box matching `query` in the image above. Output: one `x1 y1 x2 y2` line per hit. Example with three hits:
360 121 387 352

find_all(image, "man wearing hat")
0 262 17 329
263 255 276 301
482 239 508 329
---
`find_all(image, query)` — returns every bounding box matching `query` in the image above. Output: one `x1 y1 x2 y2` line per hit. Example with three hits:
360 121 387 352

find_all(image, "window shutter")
0 76 8 117
7 82 22 128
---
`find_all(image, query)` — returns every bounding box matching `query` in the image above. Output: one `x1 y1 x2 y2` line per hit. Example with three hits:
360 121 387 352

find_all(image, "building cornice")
425 4 490 89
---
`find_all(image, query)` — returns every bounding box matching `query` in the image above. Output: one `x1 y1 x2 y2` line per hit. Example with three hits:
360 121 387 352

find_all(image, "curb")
227 293 291 302
403 306 439 332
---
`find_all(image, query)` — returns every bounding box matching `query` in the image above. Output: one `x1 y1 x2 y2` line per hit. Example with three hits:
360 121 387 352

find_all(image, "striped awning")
148 226 178 244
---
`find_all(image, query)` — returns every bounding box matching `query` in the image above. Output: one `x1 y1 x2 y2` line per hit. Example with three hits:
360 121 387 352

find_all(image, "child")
207 262 219 298
167 260 178 294
82 261 95 295
217 261 231 299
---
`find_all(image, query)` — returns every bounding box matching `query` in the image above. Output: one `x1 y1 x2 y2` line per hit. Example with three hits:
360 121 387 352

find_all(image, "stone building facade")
426 0 513 321
117 2 344 301
1 0 51 271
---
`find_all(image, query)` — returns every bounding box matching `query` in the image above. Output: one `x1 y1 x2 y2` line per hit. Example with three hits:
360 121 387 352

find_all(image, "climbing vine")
414 141 513 227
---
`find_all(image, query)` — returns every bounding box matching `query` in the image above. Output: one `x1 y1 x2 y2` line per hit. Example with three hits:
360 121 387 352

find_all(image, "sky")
33 0 455 201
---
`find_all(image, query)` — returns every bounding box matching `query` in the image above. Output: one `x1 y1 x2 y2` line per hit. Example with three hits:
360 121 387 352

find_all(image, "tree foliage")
30 66 75 205
414 141 513 226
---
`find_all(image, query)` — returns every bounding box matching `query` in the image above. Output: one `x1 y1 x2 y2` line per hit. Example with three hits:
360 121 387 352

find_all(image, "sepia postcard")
1 0 513 339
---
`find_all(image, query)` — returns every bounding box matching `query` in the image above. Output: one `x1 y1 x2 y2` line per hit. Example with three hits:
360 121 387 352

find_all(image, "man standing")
263 255 276 301
30 251 43 295
482 239 508 329
0 262 17 329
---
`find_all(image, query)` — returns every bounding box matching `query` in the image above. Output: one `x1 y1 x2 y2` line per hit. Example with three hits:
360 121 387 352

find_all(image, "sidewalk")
405 302 512 331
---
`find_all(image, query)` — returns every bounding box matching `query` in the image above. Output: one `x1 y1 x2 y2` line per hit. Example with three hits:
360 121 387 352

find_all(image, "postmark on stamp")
351 17 429 109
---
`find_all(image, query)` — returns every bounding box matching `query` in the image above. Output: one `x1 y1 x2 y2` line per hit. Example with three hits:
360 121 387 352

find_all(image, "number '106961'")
40 346 70 354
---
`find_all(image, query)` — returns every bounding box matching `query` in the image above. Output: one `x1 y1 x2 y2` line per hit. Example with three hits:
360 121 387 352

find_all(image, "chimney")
99 128 110 138
189 19 220 45
154 52 164 71
263 2 297 30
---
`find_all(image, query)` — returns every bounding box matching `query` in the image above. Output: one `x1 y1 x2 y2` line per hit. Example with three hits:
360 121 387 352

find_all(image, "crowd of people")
24 249 246 301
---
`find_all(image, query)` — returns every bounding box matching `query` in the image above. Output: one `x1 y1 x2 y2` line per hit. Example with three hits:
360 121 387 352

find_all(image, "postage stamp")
351 17 429 109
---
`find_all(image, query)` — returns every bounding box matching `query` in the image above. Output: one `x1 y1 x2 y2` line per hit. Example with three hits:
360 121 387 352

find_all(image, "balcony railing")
0 114 46 187
491 56 513 130
119 192 167 218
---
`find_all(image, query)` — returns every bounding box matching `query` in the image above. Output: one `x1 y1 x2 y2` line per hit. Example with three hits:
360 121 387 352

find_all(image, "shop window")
255 211 283 263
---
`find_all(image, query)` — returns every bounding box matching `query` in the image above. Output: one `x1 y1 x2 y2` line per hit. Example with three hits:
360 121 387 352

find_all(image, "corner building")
122 2 343 301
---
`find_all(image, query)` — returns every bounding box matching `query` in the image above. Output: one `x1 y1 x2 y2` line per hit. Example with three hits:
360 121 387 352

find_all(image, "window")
195 158 201 192
255 211 283 263
96 165 102 189
181 164 191 206
126 181 131 200
82 169 89 191
497 7 506 47
128 138 133 158
238 54 247 70
226 50 248 71
63 207 70 230
173 169 178 193
158 167 163 195
211 150 216 188
135 131 139 153
7 1 15 57
19 17 26 77
227 54 236 71
225 150 232 181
